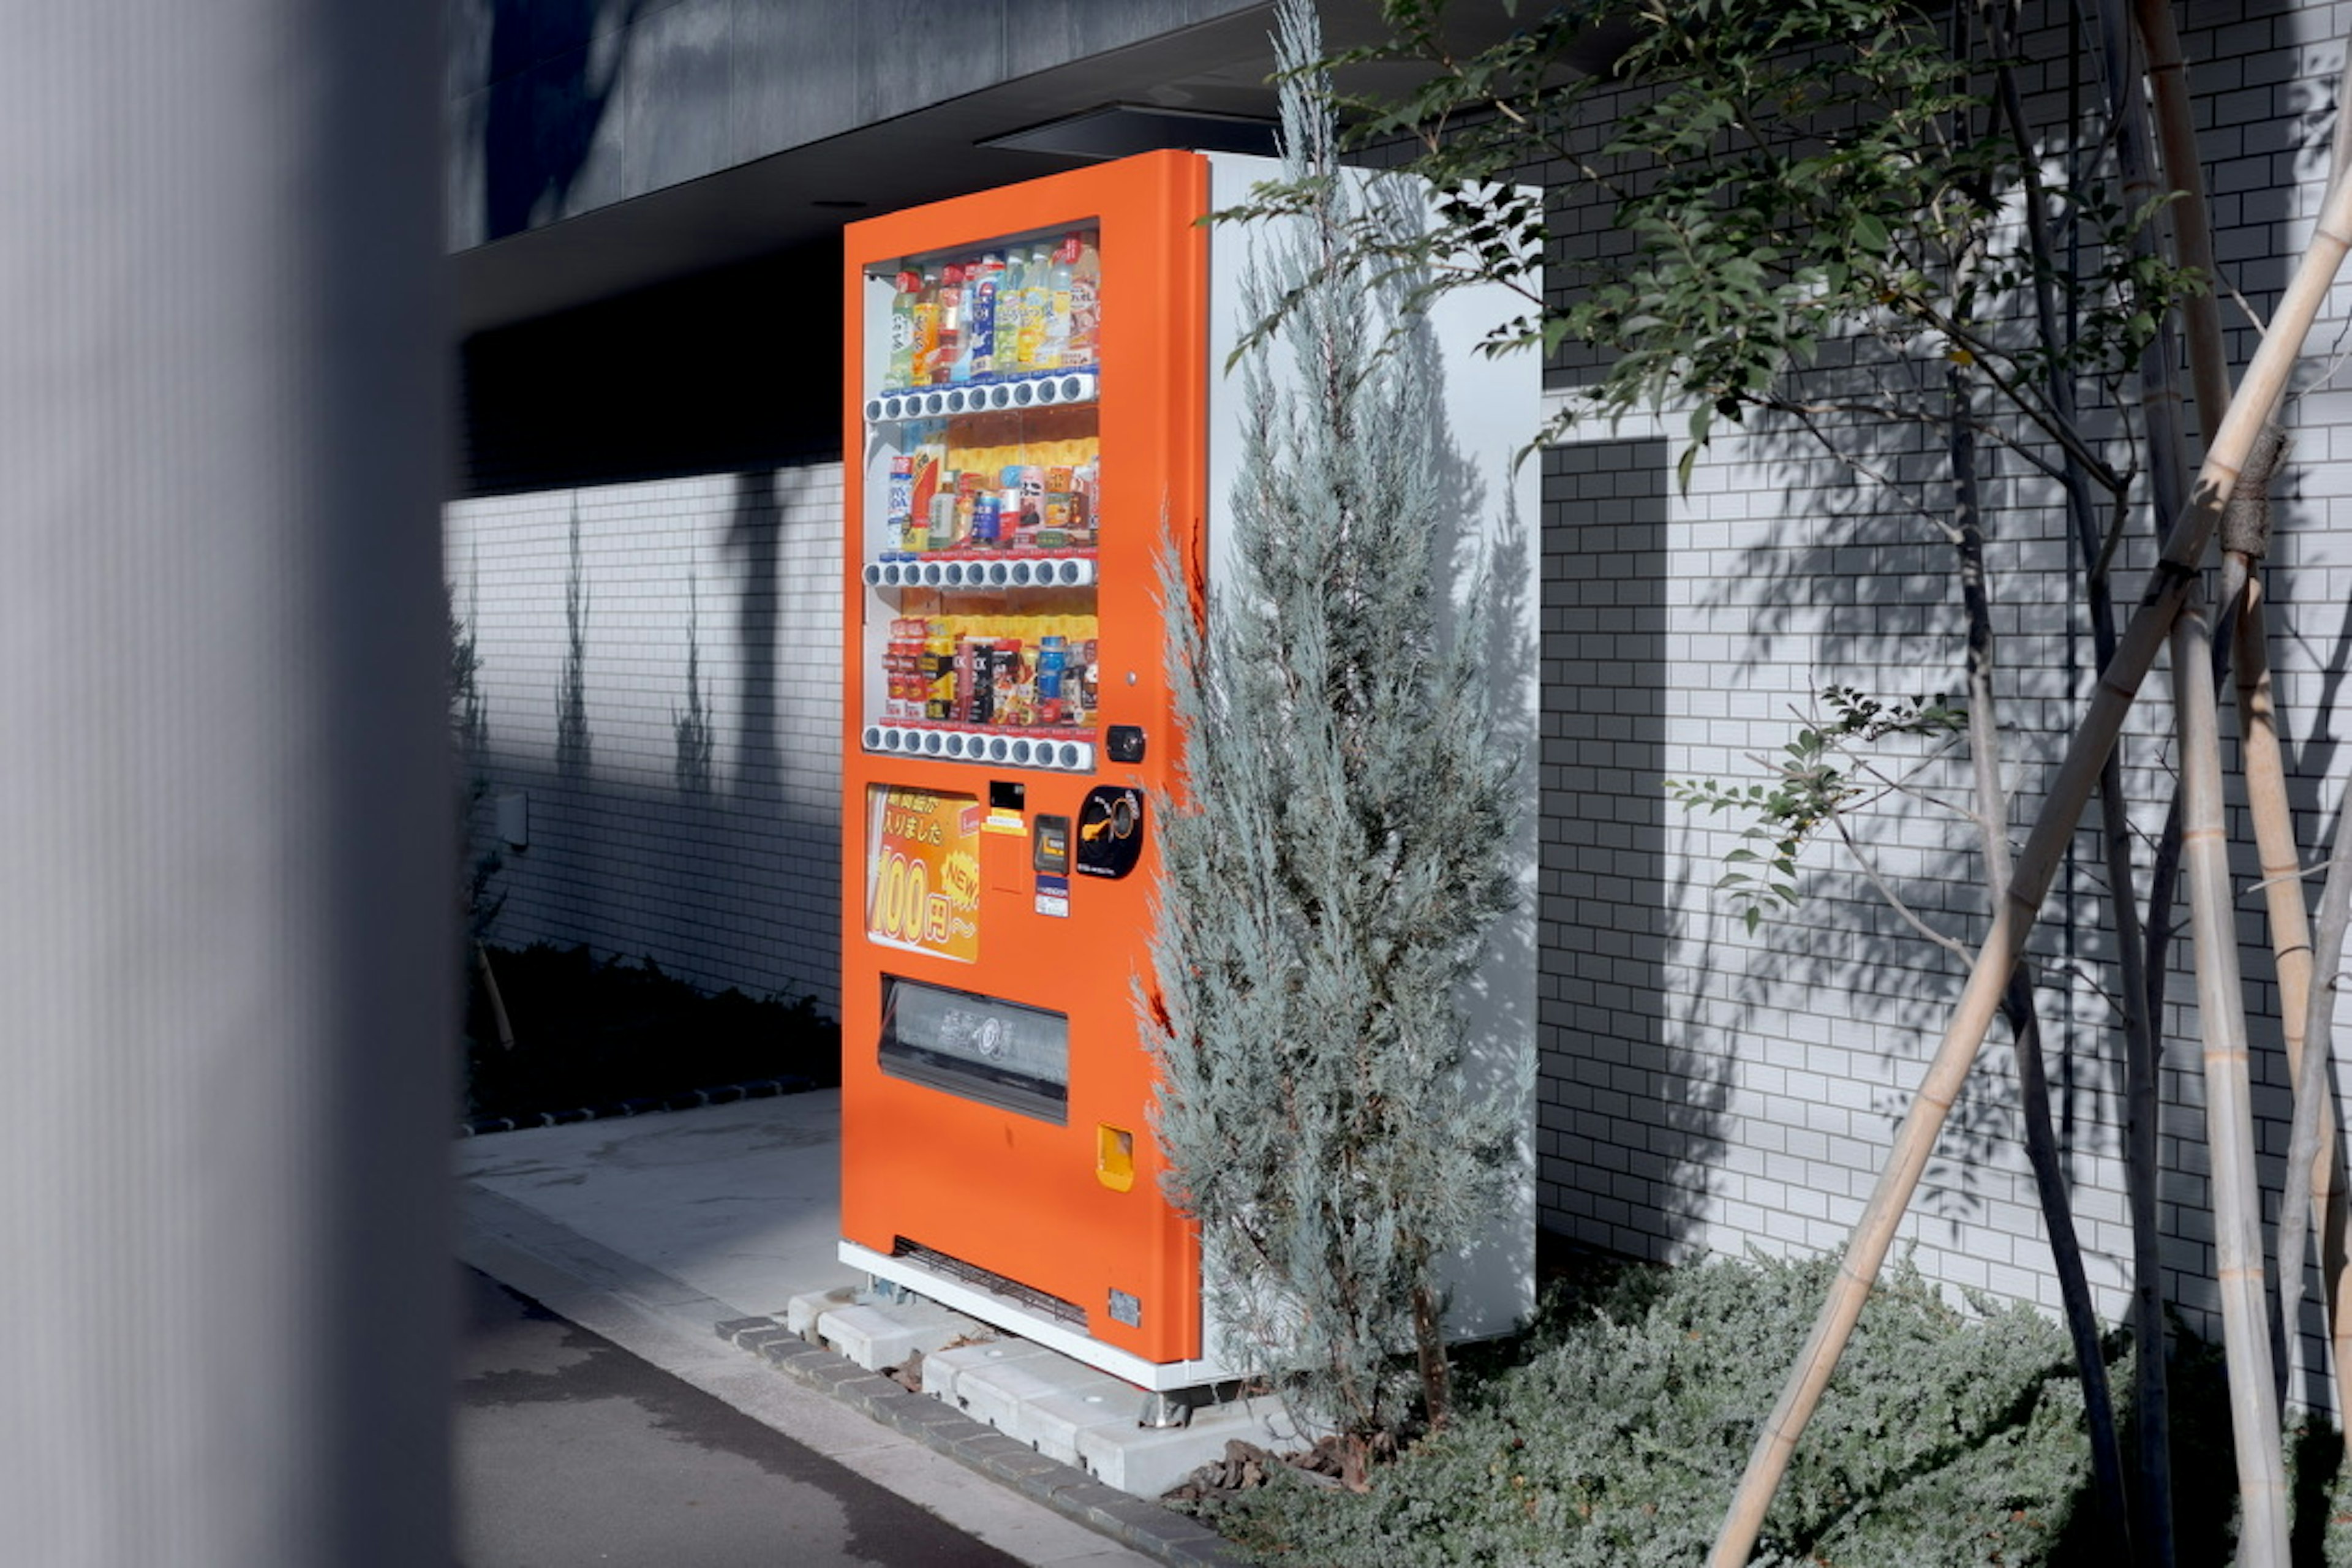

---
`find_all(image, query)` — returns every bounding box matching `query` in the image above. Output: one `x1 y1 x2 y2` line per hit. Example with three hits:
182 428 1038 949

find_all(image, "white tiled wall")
445 464 844 1009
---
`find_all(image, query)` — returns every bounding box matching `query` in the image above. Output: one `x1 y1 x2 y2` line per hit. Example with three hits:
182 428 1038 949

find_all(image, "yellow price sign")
865 786 982 962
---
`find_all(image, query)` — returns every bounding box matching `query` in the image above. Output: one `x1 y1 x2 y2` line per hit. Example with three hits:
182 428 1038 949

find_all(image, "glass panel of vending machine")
856 226 1106 777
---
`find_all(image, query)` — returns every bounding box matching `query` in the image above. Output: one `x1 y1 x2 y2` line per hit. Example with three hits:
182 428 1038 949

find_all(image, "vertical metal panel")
0 3 450 1563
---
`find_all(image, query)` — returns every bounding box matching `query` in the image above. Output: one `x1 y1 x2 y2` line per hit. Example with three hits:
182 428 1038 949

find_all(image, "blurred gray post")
0 4 450 1564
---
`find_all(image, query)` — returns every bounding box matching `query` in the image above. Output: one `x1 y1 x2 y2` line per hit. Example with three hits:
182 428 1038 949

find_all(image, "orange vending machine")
839 151 1536 1393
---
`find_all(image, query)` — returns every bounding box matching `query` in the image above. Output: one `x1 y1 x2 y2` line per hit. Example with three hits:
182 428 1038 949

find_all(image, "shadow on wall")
1539 437 1727 1264
1653 2 2347 1351
481 0 644 242
459 468 842 1011
728 469 784 809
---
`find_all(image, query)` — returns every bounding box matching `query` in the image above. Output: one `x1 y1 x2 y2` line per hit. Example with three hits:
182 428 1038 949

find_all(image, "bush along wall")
1183 1251 2352 1567
461 943 840 1128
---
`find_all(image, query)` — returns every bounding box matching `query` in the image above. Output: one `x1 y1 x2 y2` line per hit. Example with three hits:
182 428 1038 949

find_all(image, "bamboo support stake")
1708 143 2352 1568
2241 559 2352 1428
2138 0 2352 1431
2173 585 2291 1563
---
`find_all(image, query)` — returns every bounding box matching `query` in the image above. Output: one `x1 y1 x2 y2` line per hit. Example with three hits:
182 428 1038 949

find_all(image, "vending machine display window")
878 977 1070 1124
856 225 1107 776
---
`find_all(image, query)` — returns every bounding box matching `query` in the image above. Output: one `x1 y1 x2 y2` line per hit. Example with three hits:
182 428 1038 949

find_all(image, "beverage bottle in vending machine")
1039 236 1078 370
1072 616 1100 728
932 264 964 386
923 622 956 720
1064 233 1101 369
887 270 921 388
884 454 914 551
1034 634 1066 726
1016 246 1050 373
985 623 1020 728
910 267 941 386
967 252 1004 379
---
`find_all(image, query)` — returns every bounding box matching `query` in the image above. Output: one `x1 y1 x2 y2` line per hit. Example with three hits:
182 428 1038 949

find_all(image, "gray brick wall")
445 464 844 1010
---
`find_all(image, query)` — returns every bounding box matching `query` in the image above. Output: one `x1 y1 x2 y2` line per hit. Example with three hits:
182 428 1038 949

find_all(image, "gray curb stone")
715 1314 1247 1566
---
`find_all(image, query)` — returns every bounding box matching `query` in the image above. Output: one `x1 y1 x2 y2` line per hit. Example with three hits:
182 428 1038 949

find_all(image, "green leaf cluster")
1225 0 2206 483
1667 687 1966 932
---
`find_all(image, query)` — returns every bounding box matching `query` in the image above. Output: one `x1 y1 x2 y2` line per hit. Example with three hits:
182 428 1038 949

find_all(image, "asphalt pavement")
456 1093 1166 1568
457 1265 1021 1567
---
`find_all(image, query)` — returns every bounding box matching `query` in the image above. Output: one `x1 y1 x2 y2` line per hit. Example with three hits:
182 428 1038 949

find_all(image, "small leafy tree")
1236 4 2352 1562
1143 0 1520 1458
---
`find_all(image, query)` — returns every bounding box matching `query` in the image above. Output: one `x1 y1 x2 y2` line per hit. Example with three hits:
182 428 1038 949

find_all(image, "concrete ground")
456 1091 1164 1568
456 1263 1024 1566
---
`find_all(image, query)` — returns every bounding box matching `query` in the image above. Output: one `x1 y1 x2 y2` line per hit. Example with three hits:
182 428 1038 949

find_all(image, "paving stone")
1076 1396 1292 1500
818 1297 990 1371
785 1286 858 1338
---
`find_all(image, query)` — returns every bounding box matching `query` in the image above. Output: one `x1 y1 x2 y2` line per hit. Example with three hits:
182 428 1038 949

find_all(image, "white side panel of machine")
1204 153 1542 1343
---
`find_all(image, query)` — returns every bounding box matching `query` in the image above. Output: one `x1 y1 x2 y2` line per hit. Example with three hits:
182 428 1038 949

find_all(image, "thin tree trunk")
2130 0 2231 442
1950 356 2132 1545
1708 148 2352 1568
2171 584 2291 1564
1989 29 2172 1551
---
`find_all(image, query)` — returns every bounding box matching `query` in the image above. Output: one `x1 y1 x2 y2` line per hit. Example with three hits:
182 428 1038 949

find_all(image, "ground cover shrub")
461 943 839 1121
1186 1253 2245 1567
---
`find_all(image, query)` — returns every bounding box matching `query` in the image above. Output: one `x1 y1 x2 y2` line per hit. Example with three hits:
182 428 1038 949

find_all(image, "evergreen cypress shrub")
1142 0 1520 1446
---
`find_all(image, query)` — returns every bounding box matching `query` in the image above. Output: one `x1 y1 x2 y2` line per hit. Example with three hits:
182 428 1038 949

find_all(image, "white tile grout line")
457 1180 1237 1567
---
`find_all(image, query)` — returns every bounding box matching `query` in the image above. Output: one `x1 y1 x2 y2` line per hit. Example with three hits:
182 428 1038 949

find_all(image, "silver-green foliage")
1143 0 1518 1443
1193 1255 2098 1567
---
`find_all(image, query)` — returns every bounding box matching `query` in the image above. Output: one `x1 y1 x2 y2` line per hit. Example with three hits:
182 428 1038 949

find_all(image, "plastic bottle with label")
932 264 964 386
910 268 941 386
887 269 921 388
1016 246 1051 374
967 252 1004 379
1039 235 1078 370
1064 232 1101 369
